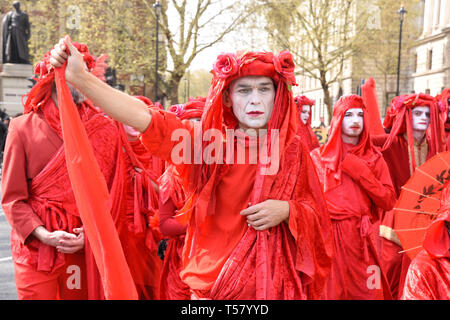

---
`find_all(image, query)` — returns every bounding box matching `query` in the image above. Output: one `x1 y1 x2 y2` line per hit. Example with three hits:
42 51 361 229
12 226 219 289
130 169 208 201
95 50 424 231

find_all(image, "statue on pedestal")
2 1 30 64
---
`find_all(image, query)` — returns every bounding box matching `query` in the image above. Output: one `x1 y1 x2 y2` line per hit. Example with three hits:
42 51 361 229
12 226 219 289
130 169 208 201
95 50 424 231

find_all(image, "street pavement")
0 187 18 300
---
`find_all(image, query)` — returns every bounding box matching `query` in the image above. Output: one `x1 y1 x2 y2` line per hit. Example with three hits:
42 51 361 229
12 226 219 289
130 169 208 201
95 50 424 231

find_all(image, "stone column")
423 0 433 36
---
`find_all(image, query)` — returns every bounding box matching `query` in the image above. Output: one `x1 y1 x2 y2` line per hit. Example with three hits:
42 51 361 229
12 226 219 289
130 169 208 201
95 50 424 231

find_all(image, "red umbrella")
393 150 450 260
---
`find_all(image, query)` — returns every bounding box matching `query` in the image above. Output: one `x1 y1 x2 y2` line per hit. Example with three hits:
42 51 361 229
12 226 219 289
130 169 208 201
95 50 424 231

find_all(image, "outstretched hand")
240 199 290 231
49 36 87 85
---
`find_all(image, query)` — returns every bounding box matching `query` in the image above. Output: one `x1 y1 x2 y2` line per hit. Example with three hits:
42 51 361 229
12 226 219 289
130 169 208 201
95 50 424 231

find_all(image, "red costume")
294 95 320 151
372 93 446 299
1 44 160 299
310 95 395 299
436 88 450 149
401 181 450 300
158 97 205 300
140 51 333 299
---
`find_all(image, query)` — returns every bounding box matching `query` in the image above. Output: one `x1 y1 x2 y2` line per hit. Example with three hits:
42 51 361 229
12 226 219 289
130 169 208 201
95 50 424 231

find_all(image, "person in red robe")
372 93 446 299
310 95 396 299
436 88 450 149
294 95 320 151
158 97 205 300
1 44 160 300
401 181 450 300
50 38 334 300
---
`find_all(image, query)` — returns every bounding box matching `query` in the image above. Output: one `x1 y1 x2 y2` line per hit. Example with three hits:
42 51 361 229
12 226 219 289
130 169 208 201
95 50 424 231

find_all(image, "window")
427 49 433 70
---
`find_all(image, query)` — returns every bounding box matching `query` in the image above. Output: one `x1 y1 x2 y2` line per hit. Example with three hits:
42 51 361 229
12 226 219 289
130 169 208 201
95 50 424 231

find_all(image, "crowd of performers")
1 38 448 300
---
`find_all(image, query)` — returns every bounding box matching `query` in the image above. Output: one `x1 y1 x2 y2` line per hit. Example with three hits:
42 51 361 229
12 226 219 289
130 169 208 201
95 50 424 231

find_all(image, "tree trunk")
167 74 184 105
322 83 333 125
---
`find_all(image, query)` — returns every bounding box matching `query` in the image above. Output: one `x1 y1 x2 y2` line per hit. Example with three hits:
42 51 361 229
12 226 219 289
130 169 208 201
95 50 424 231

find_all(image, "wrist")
32 226 50 244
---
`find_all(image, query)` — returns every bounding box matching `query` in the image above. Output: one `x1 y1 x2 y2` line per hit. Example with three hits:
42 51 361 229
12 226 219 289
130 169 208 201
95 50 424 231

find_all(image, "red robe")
158 164 190 300
140 108 333 300
1 100 117 299
311 143 395 299
372 134 427 298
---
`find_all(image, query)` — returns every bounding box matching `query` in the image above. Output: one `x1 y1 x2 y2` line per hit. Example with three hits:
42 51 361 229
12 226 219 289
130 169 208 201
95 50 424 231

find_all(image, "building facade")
409 0 450 96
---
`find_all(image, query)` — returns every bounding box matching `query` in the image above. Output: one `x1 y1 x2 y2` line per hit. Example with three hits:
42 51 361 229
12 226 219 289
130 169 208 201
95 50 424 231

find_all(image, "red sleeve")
1 119 43 243
287 142 333 299
140 108 193 163
158 196 187 237
341 154 396 213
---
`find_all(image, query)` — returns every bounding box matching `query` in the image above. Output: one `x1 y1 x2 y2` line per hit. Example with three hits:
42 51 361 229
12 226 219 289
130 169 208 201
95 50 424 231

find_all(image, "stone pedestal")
0 63 34 116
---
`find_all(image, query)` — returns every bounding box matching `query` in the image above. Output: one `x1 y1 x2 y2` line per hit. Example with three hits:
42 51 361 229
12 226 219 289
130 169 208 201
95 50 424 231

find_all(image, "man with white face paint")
311 95 395 299
49 39 333 300
372 93 446 299
294 95 320 151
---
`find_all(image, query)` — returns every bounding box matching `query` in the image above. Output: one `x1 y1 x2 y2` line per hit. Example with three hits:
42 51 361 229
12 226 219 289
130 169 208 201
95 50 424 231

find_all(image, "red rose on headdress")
213 53 239 79
169 104 186 117
273 50 297 86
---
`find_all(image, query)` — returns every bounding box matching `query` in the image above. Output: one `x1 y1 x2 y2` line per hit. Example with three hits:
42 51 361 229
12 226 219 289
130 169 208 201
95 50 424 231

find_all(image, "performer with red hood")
1 43 161 300
158 96 205 300
310 95 396 299
50 37 333 300
372 93 446 298
401 180 450 300
436 88 450 149
294 95 320 151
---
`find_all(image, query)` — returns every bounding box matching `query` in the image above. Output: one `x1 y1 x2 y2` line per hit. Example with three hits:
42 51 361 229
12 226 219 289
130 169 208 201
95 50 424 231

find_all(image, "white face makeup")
411 106 430 132
227 76 276 132
341 108 364 140
300 105 311 125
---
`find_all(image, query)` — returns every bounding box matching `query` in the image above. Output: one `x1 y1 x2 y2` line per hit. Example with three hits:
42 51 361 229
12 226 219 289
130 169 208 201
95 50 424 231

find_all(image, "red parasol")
393 150 450 260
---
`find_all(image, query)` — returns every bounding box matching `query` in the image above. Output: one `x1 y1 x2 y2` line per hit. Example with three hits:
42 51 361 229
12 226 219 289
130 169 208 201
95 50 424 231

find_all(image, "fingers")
240 202 263 216
49 42 68 67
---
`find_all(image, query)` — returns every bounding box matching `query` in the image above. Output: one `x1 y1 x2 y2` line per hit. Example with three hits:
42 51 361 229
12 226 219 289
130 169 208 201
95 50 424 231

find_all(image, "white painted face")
227 76 275 131
411 106 430 132
300 105 311 125
341 108 364 138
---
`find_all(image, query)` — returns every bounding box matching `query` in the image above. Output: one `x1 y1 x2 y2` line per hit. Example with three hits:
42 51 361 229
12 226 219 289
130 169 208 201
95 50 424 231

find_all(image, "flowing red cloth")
401 182 450 299
310 95 395 299
372 93 446 299
294 95 320 151
141 51 333 299
361 78 385 135
55 66 138 299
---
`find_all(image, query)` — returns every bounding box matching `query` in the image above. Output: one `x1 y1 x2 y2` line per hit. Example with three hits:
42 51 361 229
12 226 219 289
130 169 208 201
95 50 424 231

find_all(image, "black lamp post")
396 5 407 97
153 0 162 102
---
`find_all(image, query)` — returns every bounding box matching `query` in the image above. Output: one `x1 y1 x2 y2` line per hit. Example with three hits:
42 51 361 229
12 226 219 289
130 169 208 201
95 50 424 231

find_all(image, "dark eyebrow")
258 82 273 86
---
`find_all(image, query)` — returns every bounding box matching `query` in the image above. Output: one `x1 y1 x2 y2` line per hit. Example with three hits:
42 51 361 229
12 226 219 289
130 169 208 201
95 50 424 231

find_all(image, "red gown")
310 95 395 300
311 144 395 299
372 134 426 299
158 164 190 300
140 107 333 300
1 100 117 299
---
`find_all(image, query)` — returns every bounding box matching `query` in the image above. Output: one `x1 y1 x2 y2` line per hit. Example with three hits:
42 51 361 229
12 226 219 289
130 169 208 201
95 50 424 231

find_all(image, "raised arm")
50 36 151 133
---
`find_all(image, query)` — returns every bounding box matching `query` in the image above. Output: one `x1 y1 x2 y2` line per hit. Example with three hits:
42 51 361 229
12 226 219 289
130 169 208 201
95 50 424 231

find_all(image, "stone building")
409 0 450 96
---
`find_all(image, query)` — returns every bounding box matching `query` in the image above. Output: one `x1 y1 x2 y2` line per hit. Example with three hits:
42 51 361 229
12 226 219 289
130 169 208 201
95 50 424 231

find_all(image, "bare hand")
49 36 86 85
240 200 290 231
33 226 85 254
56 227 85 254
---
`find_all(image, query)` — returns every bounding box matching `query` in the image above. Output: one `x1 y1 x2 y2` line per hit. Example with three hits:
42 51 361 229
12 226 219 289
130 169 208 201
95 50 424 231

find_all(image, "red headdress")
178 50 298 227
294 95 315 125
317 95 378 191
436 88 450 128
23 42 97 114
169 96 205 120
382 93 446 170
294 95 320 151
